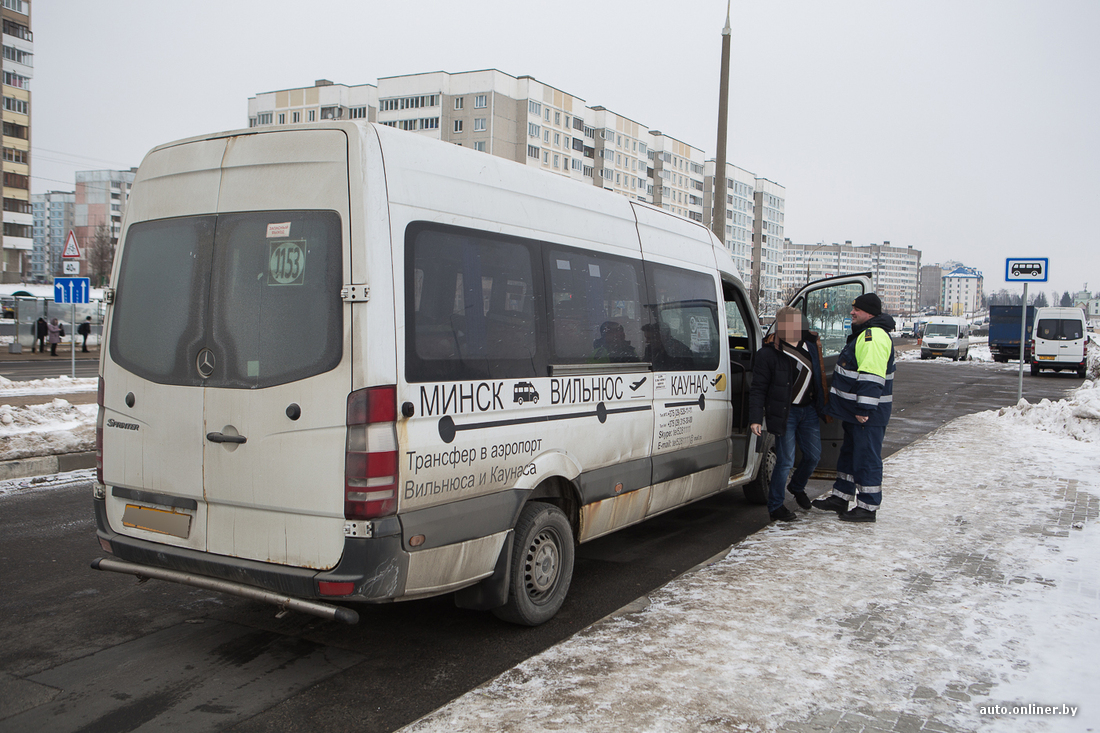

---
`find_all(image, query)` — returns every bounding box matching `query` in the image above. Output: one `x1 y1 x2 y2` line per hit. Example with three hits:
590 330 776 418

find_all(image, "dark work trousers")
829 420 885 511
768 403 822 513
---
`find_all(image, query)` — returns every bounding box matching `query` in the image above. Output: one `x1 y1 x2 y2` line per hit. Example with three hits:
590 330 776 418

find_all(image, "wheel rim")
524 527 561 603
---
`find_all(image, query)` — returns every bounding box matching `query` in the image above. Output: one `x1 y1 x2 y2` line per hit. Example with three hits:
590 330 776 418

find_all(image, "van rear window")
1037 319 1083 340
111 211 342 387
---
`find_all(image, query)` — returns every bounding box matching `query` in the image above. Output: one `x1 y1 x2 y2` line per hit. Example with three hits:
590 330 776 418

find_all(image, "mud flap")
454 531 513 611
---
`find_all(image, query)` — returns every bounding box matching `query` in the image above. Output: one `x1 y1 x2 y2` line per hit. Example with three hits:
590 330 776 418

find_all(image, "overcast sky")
30 0 1099 299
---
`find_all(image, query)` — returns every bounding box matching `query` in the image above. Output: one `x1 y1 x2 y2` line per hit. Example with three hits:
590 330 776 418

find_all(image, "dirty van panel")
217 130 350 212
123 138 227 222
201 117 351 571
103 216 214 551
202 211 347 569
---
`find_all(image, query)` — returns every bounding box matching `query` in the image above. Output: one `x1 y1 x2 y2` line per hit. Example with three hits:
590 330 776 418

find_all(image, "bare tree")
89 224 114 287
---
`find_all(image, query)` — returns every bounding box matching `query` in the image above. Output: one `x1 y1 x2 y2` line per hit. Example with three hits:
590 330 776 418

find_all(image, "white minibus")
920 316 970 360
92 121 867 625
1031 307 1088 377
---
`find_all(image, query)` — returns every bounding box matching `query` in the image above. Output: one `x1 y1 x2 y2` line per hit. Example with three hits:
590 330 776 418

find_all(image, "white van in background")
90 120 868 626
1031 307 1088 377
920 316 970 360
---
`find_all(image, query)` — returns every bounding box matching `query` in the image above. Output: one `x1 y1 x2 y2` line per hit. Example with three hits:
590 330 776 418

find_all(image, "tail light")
95 377 104 485
345 386 398 519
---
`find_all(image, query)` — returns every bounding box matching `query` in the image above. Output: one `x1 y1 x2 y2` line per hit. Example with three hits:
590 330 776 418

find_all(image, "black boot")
769 506 798 522
790 490 812 510
839 507 877 523
811 495 849 513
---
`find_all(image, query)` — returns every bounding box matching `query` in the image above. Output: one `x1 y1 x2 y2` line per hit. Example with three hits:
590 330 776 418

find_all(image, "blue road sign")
843 317 852 330
54 277 91 304
1005 258 1048 282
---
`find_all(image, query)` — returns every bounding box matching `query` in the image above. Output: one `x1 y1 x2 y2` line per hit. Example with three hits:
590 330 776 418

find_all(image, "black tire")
1078 365 1087 378
492 502 574 626
1030 363 1040 376
742 436 774 505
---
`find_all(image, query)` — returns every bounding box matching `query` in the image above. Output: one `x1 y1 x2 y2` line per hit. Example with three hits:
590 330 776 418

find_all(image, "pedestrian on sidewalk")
34 317 47 353
47 318 62 357
749 306 829 522
812 293 896 522
78 317 92 353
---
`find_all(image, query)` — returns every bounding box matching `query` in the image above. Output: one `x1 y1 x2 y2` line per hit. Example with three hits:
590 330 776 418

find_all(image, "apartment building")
248 79 376 128
783 241 921 316
74 169 135 284
919 264 943 309
247 68 791 309
31 190 73 281
941 266 983 316
1 0 32 283
703 162 757 283
753 179 786 315
649 132 704 221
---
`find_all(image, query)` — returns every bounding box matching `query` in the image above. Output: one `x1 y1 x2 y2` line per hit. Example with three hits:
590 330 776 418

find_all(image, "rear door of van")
103 128 352 570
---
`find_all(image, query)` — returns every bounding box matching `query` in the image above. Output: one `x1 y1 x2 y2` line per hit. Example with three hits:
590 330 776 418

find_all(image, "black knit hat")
852 292 883 317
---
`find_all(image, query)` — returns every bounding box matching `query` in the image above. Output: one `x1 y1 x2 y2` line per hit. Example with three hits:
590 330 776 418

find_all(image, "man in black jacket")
748 307 828 522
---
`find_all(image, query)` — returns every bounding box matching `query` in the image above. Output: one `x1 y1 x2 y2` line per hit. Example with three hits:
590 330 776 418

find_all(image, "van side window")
644 264 720 371
407 224 541 382
547 248 644 364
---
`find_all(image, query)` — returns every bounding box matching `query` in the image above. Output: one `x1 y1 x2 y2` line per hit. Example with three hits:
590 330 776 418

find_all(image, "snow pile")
0 374 98 397
997 373 1100 443
405 413 1100 733
0 399 97 461
0 468 95 498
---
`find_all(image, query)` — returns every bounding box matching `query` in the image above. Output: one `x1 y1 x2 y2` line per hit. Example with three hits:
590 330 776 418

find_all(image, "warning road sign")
63 231 81 258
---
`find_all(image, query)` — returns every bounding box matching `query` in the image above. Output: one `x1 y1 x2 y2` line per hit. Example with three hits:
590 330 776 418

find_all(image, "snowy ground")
0 398 96 462
0 376 99 461
405 379 1100 733
0 467 95 498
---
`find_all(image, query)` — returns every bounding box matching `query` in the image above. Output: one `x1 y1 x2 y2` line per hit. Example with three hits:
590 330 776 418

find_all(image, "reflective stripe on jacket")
827 314 896 426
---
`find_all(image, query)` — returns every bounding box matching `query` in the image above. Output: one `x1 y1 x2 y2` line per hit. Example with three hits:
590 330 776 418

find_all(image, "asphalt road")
0 361 1083 732
0 360 99 381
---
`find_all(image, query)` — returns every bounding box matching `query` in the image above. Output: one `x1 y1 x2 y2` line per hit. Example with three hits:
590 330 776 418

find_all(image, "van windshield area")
110 211 342 388
1037 319 1083 340
924 324 959 338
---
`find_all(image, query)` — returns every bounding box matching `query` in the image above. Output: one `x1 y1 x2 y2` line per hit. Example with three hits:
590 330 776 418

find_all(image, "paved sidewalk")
404 407 1099 733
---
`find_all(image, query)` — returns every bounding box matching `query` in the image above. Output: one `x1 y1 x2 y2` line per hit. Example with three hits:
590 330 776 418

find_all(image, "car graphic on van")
513 381 540 404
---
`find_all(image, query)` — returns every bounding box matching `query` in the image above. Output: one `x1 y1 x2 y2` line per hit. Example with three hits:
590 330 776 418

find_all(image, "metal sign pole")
1017 282 1027 404
71 300 76 379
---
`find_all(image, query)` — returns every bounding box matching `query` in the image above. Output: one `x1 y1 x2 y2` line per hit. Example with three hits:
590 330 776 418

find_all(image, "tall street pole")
711 2 732 246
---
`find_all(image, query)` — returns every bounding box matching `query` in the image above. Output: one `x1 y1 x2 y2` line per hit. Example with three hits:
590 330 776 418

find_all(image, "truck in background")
988 305 1035 363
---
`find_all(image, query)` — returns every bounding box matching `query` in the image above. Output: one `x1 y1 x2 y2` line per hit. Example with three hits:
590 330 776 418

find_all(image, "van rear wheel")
493 502 574 626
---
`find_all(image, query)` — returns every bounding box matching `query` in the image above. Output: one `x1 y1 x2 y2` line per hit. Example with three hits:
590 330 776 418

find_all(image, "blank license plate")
1038 356 1055 360
122 504 192 538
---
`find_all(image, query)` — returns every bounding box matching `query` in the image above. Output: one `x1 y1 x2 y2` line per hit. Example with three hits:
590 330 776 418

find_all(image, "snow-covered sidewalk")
405 381 1100 733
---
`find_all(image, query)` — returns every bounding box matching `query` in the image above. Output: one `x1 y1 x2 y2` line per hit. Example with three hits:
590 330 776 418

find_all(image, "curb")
0 451 95 481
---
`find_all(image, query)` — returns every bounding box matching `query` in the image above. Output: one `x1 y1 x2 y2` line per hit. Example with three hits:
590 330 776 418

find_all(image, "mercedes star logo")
197 348 216 378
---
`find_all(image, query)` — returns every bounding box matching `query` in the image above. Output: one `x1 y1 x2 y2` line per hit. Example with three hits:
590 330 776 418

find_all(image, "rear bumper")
93 496 409 603
1032 358 1086 369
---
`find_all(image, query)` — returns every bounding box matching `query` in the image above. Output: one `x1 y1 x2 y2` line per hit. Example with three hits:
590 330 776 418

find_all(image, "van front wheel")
493 502 574 626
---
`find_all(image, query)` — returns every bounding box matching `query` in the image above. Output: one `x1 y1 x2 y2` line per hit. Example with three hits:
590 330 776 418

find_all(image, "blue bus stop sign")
54 277 91 304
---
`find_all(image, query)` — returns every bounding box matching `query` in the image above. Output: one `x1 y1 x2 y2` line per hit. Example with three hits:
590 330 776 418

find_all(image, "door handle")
206 432 247 444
